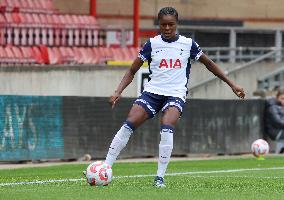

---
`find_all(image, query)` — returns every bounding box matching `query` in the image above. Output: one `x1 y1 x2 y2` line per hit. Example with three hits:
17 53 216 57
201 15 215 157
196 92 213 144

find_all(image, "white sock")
157 125 174 178
105 122 134 166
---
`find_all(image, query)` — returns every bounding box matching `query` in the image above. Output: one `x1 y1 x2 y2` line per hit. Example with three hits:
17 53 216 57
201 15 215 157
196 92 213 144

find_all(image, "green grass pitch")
0 156 283 200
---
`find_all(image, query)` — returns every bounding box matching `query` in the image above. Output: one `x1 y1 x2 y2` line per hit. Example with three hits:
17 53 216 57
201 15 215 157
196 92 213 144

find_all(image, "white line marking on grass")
1 166 284 187
0 178 85 186
192 175 284 179
115 166 284 179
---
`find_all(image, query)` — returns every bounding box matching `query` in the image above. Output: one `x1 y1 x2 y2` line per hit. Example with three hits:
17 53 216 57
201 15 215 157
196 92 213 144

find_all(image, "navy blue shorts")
133 91 185 118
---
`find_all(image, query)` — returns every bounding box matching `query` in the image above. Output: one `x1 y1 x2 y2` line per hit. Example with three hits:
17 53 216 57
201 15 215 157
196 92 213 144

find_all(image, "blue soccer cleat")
153 176 166 188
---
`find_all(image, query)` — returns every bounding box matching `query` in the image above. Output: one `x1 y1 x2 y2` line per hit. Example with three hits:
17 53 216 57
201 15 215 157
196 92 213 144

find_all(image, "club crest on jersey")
159 59 181 68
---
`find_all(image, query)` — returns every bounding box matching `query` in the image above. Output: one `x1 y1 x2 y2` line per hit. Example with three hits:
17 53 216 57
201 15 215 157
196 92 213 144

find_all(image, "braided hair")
158 7 178 21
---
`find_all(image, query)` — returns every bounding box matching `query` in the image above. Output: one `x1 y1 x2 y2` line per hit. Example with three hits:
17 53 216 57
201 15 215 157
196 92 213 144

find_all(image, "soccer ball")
85 161 112 186
251 139 269 157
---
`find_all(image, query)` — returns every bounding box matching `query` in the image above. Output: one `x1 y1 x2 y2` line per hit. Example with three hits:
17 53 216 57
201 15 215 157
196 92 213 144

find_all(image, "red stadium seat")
67 15 82 46
53 47 65 63
38 14 50 45
31 46 44 64
11 46 28 64
17 13 27 46
39 0 52 11
0 14 6 45
22 13 35 46
120 48 133 61
50 47 63 64
84 47 97 64
70 17 80 46
70 15 80 27
5 46 17 64
11 12 22 45
47 47 55 64
77 48 90 64
45 14 55 46
0 0 104 65
129 47 139 58
51 15 62 46
32 0 42 10
59 15 71 46
0 0 56 14
3 13 14 44
5 0 20 11
92 47 114 64
20 46 36 64
100 47 114 61
26 0 40 12
11 12 21 24
73 47 84 64
64 47 75 62
38 45 49 64
110 47 125 61
31 13 41 45
38 14 50 28
20 0 29 9
90 47 101 64
44 0 55 11
85 47 96 64
0 46 8 64
4 12 13 24
0 13 6 24
87 16 98 26
59 47 75 64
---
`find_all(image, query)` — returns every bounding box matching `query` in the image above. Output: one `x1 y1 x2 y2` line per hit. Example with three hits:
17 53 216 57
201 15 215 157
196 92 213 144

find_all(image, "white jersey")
138 34 203 102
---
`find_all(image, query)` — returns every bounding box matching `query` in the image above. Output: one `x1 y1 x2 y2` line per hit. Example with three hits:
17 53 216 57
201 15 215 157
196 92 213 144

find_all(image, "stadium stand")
0 0 138 65
0 0 56 14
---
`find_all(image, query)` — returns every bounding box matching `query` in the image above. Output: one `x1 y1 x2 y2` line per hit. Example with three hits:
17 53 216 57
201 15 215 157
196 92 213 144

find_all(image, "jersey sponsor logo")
159 59 181 68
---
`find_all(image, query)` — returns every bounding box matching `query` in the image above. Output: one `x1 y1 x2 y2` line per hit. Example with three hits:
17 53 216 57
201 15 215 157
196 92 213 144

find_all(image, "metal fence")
203 47 282 63
257 66 284 92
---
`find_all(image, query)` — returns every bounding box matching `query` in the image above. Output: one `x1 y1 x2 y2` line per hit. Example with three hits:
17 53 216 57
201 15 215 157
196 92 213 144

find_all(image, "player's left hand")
232 85 245 99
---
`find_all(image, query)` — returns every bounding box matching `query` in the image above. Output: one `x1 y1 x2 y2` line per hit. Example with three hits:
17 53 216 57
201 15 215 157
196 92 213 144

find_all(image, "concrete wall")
0 65 136 97
190 62 284 99
53 0 284 28
0 62 280 99
0 96 265 161
53 0 89 15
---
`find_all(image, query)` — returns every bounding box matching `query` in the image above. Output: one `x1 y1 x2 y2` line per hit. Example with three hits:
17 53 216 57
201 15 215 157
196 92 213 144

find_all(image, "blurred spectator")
265 89 284 153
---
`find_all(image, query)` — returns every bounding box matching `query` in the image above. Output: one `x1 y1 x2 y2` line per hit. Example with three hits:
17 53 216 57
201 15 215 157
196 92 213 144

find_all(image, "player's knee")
161 115 180 127
127 105 149 127
161 121 176 128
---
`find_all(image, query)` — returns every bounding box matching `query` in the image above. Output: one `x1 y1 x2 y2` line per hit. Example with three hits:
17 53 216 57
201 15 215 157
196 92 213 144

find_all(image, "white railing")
202 47 282 63
190 50 278 91
257 65 284 92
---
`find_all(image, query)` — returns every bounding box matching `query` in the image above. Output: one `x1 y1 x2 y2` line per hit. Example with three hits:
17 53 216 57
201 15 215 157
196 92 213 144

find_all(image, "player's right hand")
109 91 121 109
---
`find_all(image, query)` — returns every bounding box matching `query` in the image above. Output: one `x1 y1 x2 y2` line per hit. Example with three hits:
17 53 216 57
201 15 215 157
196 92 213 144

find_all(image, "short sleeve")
190 40 203 60
138 40 152 62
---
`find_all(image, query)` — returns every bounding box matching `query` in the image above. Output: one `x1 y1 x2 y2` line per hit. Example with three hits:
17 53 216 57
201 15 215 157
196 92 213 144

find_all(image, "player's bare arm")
109 58 144 108
199 54 245 99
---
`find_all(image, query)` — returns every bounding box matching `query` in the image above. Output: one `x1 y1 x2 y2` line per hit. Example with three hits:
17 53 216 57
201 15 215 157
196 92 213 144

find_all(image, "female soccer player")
104 7 245 187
